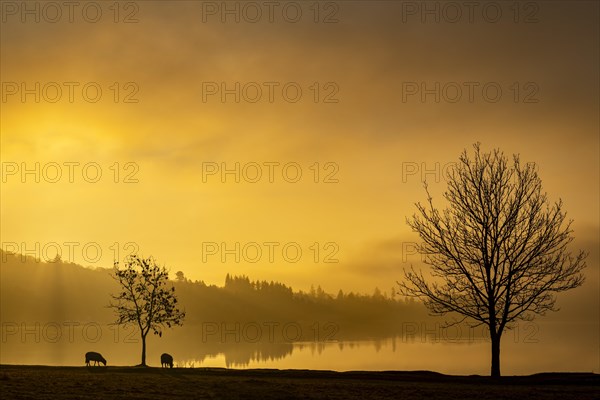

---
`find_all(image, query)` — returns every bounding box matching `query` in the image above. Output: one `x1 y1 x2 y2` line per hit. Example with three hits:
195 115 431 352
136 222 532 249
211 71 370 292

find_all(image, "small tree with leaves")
175 270 186 282
399 143 586 377
109 254 185 366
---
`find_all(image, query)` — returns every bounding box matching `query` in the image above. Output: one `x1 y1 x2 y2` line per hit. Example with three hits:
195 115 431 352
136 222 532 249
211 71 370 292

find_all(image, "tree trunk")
491 332 501 378
141 334 147 366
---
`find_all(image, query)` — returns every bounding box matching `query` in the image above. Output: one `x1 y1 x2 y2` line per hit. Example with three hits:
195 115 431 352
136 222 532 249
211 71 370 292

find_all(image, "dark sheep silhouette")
85 351 107 366
161 353 173 368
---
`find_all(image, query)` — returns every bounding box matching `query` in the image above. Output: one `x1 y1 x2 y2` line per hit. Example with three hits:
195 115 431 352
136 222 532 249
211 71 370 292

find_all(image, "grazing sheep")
161 353 173 368
85 351 107 366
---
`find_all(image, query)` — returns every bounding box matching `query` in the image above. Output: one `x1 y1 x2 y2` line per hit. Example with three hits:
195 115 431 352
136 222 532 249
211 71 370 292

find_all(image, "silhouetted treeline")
1 250 429 342
172 273 426 340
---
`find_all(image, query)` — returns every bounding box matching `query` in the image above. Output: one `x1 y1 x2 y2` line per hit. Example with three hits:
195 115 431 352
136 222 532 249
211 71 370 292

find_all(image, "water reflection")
181 338 492 373
1 321 597 375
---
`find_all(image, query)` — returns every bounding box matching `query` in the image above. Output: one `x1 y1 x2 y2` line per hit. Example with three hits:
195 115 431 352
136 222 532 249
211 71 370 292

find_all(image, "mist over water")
2 321 597 375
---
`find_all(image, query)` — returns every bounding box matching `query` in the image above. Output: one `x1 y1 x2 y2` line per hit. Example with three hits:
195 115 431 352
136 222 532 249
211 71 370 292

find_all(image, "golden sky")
1 1 598 297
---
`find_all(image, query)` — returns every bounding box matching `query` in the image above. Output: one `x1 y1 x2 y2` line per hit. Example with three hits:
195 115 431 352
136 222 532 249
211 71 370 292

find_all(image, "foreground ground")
1 365 598 399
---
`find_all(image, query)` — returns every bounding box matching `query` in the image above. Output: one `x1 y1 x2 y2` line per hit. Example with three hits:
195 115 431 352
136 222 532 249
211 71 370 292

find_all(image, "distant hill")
0 249 429 339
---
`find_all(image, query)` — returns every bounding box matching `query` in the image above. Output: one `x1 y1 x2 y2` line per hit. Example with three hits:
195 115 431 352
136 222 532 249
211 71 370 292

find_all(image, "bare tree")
109 254 185 366
399 143 586 377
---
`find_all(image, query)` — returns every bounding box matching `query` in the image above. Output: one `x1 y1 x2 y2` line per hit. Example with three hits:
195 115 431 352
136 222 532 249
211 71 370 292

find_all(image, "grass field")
1 365 598 399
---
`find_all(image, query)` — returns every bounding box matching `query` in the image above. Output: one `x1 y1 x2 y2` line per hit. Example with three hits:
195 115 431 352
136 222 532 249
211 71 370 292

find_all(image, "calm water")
1 321 597 375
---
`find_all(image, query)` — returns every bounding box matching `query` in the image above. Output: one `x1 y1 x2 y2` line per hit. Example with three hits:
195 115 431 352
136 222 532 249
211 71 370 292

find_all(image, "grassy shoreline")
1 365 598 399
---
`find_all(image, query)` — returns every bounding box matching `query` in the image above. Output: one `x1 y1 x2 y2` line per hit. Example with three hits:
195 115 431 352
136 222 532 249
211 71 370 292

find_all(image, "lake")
1 320 597 375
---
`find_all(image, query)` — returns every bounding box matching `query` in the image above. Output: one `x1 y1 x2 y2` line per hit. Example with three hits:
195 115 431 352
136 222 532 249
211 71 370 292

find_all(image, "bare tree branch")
398 143 587 377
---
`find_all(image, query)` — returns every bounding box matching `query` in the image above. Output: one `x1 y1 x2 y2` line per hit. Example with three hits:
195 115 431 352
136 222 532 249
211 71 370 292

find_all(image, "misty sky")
1 0 598 306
